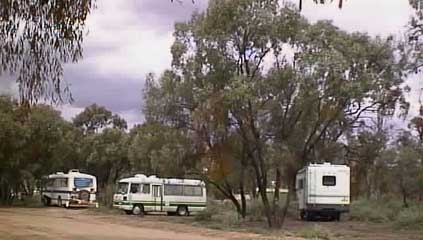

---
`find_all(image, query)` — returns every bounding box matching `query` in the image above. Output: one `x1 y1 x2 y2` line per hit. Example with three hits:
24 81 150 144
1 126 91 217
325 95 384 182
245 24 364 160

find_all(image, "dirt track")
0 207 422 240
0 207 291 240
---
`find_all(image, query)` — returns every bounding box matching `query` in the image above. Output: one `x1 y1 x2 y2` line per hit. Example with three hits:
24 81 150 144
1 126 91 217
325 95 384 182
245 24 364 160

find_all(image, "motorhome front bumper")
113 201 133 211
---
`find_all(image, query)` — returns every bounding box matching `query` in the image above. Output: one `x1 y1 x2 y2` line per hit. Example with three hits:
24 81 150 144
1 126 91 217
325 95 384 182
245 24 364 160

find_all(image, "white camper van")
296 163 350 221
113 174 206 216
41 170 98 208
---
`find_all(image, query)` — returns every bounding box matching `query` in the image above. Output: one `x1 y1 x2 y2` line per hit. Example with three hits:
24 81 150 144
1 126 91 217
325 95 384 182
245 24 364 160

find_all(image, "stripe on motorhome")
42 190 72 194
114 201 206 207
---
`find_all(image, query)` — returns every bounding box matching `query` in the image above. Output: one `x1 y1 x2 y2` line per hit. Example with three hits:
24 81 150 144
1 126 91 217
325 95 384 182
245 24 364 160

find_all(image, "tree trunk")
280 181 294 227
239 168 247 219
400 180 409 208
259 183 273 228
227 191 243 217
205 178 244 218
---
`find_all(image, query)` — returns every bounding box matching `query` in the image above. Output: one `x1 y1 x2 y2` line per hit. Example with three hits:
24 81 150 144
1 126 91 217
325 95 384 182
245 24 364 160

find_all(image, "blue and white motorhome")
41 170 98 208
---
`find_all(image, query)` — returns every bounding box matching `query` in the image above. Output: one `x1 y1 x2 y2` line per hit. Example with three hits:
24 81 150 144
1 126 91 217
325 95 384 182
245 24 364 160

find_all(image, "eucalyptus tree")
0 96 72 203
145 0 407 227
128 122 197 178
0 0 95 104
73 104 127 134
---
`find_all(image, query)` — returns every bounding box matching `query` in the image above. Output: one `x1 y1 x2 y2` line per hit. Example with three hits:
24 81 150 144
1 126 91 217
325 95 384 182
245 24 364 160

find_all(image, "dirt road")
0 207 293 240
1 207 421 240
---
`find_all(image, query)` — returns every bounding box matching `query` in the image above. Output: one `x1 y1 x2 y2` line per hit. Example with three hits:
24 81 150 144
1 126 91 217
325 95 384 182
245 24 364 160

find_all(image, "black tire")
132 205 144 216
176 206 188 216
42 196 51 206
300 210 305 220
57 197 62 207
305 211 314 221
335 212 341 222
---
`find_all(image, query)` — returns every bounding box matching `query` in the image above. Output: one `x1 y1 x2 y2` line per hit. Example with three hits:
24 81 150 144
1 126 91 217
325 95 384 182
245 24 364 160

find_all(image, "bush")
349 198 402 223
194 205 215 222
194 200 240 224
12 195 43 208
247 200 266 222
349 198 423 230
297 225 332 240
395 206 423 230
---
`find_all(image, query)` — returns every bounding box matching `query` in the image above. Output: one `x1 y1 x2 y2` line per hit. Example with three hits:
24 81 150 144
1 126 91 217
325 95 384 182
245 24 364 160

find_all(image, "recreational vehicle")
296 163 350 221
113 174 206 216
41 170 98 208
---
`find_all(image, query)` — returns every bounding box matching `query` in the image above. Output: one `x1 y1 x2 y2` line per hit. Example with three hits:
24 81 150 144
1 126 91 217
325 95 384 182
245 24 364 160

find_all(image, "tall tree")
146 0 407 227
73 104 127 134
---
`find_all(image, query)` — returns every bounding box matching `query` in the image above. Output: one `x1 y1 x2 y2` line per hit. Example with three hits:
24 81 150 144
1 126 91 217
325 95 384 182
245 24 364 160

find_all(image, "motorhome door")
152 185 162 211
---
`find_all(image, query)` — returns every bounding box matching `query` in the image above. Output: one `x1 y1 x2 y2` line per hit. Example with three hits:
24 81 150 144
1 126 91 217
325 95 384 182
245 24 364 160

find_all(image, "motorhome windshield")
74 178 93 188
116 182 129 194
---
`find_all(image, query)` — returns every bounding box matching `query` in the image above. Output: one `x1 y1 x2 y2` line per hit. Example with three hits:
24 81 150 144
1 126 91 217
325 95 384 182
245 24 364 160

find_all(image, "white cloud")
299 0 412 37
57 104 85 122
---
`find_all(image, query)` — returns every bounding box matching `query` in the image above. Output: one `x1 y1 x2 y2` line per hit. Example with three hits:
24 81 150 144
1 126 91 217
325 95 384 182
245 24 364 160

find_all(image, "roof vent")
69 169 80 173
135 174 147 178
56 172 64 174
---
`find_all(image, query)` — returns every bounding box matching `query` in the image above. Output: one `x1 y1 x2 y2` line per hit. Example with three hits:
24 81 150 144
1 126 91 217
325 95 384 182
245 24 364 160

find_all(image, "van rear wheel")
176 206 188 216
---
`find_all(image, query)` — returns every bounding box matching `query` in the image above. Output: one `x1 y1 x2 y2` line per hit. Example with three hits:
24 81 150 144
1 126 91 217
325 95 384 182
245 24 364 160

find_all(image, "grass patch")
10 195 44 208
395 205 423 230
350 198 423 230
193 200 271 233
296 224 332 240
349 198 403 223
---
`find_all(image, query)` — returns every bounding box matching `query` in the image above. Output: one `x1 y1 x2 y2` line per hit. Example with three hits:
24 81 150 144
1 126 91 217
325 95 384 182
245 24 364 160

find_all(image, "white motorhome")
41 170 98 208
113 174 206 216
296 163 350 221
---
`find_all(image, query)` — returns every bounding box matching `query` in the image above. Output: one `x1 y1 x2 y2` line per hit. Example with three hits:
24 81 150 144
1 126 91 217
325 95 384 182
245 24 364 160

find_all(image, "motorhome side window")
183 185 203 196
322 176 336 186
164 184 183 196
130 183 141 193
142 184 150 194
51 178 67 188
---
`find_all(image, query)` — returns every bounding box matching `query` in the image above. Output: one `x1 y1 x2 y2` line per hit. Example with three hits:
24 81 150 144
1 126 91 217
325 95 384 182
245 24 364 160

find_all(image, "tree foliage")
73 104 127 133
143 0 409 227
0 0 95 103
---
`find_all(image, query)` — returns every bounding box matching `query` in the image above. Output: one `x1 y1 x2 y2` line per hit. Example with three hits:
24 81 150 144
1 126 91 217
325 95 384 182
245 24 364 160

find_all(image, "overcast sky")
1 0 421 128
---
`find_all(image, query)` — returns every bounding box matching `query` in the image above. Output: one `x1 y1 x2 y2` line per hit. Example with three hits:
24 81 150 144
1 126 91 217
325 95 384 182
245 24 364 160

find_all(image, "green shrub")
297 224 332 240
395 206 423 230
349 198 402 223
12 195 43 208
194 207 214 222
247 200 266 222
194 200 242 225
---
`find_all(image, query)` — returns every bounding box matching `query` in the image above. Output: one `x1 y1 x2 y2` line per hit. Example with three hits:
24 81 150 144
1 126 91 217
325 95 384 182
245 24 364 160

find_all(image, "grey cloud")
64 65 144 114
